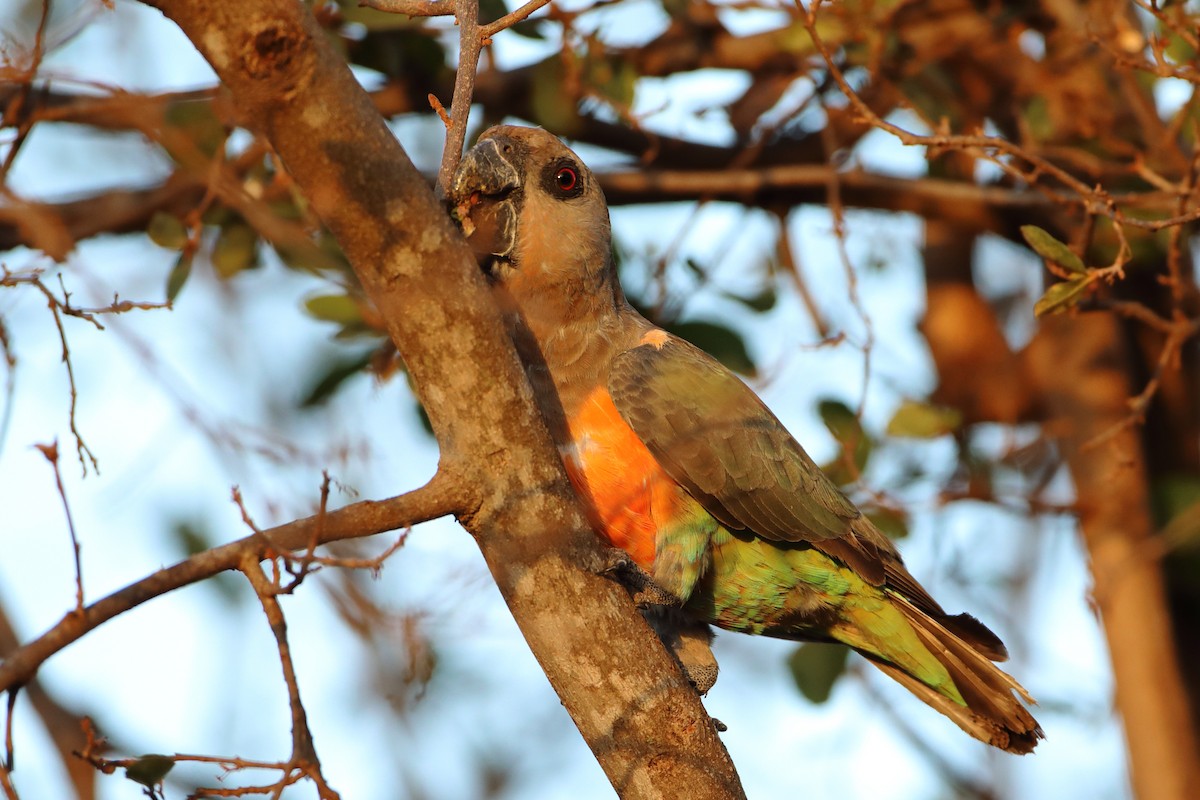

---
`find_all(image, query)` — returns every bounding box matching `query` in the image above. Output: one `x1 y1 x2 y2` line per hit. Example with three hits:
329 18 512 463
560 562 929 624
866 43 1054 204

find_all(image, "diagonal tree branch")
131 0 745 796
0 475 461 696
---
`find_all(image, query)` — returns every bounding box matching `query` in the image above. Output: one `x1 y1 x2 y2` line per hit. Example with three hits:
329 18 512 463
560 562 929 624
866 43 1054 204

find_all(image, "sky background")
1 1 1127 798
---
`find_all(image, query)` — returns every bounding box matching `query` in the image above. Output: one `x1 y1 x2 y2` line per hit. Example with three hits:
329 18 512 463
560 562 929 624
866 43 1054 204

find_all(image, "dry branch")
0 477 459 695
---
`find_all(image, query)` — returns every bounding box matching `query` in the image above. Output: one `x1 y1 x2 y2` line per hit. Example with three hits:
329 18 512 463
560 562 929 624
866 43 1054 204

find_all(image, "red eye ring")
555 167 578 192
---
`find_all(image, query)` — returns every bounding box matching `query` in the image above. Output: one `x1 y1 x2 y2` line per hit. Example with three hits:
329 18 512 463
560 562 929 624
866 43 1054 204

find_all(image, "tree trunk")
1026 312 1200 800
139 0 745 795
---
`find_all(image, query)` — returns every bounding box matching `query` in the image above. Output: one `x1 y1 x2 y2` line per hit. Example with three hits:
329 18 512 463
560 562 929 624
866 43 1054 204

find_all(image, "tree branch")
133 0 745 795
0 475 461 695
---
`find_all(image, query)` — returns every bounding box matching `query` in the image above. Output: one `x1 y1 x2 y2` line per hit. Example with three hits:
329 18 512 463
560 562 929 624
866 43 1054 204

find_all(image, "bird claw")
594 549 682 609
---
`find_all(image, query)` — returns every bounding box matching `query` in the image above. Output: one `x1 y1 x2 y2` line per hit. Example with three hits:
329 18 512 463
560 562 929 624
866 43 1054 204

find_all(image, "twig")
773 208 829 338
0 315 15 462
303 528 410 573
480 0 553 39
435 0 483 194
428 93 452 130
0 759 17 800
797 0 1200 271
231 473 334 593
0 269 167 475
34 441 85 616
3 689 15 773
434 0 556 192
239 555 341 800
357 0 451 16
74 716 329 799
1081 312 1200 452
0 472 462 695
818 106 874 418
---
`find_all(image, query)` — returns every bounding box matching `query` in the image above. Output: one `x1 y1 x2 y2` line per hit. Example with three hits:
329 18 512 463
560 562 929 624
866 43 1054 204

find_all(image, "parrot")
448 124 1042 754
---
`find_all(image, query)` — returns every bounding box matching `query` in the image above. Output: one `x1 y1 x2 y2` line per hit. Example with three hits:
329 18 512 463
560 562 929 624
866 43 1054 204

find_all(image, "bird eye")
555 167 578 193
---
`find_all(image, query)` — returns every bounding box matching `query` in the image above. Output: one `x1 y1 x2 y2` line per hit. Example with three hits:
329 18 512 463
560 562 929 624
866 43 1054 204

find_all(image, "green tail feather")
682 529 1042 754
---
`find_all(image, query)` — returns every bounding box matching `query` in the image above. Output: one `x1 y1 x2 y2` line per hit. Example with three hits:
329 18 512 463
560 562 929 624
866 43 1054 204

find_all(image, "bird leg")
592 548 683 609
642 606 721 697
593 549 722 698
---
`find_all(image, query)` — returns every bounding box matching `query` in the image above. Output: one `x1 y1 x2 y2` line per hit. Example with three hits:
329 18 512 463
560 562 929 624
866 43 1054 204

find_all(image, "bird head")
449 125 613 300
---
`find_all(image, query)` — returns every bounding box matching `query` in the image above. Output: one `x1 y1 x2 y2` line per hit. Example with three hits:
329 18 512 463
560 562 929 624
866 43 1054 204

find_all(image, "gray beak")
450 137 522 262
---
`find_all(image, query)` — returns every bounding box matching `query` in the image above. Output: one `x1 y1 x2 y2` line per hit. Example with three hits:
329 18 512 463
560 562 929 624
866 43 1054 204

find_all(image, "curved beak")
450 136 522 265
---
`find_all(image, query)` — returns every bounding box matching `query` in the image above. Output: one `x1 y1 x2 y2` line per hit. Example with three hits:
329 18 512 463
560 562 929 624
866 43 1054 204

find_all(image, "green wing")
608 334 861 544
608 333 1010 658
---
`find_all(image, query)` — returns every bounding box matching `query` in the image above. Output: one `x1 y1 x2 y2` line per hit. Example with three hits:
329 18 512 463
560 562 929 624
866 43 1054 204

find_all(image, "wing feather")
607 333 1010 656
608 336 859 544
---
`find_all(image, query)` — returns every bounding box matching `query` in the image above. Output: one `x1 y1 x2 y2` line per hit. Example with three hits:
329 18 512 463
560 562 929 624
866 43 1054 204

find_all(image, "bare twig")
773 209 829 338
3 690 14 773
0 315 15 469
428 93 452 130
357 0 451 17
480 0 553 39
33 441 85 616
239 555 341 800
231 472 334 593
0 473 462 695
1081 312 1200 452
797 0 1200 275
0 759 18 800
436 0 483 194
818 109 874 418
1 269 168 475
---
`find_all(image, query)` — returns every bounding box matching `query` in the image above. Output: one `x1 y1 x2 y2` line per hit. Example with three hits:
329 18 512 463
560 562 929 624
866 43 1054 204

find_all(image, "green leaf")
530 57 583 136
1022 95 1054 141
1033 277 1089 317
723 285 777 313
585 51 637 109
666 320 755 376
164 100 226 158
165 251 193 303
818 399 871 485
211 223 259 278
1163 499 1200 552
125 754 175 788
1153 474 1200 550
147 211 187 250
172 521 210 556
276 236 348 274
787 643 849 704
304 293 363 326
1021 225 1086 274
886 400 962 438
818 399 862 445
299 349 375 408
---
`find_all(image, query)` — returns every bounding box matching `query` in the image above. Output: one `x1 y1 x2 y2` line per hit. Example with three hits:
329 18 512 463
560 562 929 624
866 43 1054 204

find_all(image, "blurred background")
2 0 1197 797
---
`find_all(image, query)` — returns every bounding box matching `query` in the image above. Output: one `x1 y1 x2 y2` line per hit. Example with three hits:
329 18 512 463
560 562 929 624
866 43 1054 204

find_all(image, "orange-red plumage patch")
560 386 683 570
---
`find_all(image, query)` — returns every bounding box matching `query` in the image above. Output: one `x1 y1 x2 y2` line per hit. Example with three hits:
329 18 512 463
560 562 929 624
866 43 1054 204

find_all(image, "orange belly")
560 386 681 569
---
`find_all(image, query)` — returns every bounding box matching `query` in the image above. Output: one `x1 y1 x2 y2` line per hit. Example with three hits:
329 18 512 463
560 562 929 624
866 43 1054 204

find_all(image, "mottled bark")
137 0 744 796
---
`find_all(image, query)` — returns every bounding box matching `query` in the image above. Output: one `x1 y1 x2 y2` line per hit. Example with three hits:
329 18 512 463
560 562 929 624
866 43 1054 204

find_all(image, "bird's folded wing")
608 334 861 545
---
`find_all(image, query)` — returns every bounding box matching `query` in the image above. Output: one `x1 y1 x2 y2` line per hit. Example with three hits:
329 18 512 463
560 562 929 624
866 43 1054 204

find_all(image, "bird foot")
594 549 682 609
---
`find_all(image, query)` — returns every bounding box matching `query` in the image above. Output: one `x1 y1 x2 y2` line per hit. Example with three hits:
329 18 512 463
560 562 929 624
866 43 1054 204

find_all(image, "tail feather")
876 594 1043 754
